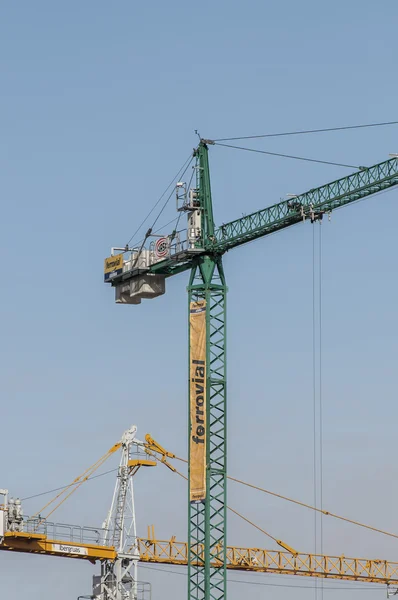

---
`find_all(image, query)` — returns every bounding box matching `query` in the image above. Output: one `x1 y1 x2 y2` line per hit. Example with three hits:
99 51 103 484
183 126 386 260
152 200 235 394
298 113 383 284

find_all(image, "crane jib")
212 157 398 253
138 156 398 278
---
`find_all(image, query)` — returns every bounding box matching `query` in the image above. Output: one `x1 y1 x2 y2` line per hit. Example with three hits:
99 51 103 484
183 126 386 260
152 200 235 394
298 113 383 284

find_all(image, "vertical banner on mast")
189 300 207 502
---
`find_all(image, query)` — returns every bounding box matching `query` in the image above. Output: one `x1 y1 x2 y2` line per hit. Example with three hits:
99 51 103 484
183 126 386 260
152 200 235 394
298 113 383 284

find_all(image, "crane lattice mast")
98 425 146 600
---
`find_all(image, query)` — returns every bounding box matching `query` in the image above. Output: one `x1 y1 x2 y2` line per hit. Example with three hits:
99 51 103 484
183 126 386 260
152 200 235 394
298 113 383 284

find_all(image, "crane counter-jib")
0 531 116 561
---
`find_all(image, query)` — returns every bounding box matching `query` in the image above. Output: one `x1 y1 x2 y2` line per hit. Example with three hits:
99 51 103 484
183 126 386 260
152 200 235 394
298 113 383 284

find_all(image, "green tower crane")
104 140 398 600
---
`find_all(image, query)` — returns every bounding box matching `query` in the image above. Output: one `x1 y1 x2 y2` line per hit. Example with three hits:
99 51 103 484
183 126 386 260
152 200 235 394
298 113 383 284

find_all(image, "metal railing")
23 516 105 546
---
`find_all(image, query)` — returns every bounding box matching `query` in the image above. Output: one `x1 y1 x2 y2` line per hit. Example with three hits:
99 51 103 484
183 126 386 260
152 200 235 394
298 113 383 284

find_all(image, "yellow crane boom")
137 538 398 584
2 530 398 585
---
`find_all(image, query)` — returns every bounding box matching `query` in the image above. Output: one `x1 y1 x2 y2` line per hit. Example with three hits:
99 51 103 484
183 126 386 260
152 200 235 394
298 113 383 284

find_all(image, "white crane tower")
94 425 151 600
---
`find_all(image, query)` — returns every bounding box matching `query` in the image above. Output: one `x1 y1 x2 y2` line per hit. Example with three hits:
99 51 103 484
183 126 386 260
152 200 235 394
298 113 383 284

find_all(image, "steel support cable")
126 153 193 247
227 476 398 540
40 453 114 523
212 120 398 142
143 214 184 244
227 506 279 544
150 157 194 231
312 223 318 600
32 444 120 521
139 187 188 248
134 173 194 248
32 449 114 516
130 156 194 269
165 455 398 540
149 455 279 545
168 160 196 241
25 438 398 541
22 468 119 502
213 142 361 169
319 222 324 600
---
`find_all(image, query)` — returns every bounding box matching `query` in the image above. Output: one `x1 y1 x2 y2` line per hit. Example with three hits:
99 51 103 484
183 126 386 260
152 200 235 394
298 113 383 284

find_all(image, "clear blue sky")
1 1 398 599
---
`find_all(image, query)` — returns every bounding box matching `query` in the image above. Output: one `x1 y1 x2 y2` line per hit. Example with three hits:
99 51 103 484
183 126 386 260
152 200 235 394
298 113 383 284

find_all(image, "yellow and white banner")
52 543 88 556
189 300 207 502
104 254 123 281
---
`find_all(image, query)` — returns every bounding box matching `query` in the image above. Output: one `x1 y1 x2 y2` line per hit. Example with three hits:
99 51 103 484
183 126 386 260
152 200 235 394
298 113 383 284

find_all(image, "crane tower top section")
104 144 398 306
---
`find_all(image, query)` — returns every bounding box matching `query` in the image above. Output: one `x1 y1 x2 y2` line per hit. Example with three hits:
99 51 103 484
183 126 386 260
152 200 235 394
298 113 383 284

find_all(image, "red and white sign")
154 237 170 258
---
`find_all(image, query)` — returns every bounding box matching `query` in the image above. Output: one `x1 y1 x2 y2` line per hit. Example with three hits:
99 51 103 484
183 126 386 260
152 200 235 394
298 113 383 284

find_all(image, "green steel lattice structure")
107 141 398 600
187 144 227 600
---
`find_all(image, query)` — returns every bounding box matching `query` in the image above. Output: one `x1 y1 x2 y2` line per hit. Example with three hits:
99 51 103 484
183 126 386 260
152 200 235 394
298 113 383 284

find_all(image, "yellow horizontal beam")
0 532 116 562
5 531 46 541
128 459 157 469
2 532 398 584
136 538 398 585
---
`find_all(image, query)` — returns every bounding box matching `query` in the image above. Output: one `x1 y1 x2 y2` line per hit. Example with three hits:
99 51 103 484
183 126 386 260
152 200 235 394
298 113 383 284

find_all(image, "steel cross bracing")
185 146 397 600
188 257 227 600
112 466 129 549
101 426 141 600
187 143 227 600
136 538 398 585
211 156 398 252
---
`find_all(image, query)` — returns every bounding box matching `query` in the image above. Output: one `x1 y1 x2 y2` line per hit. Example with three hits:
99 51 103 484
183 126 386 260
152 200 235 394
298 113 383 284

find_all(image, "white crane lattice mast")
98 425 144 600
